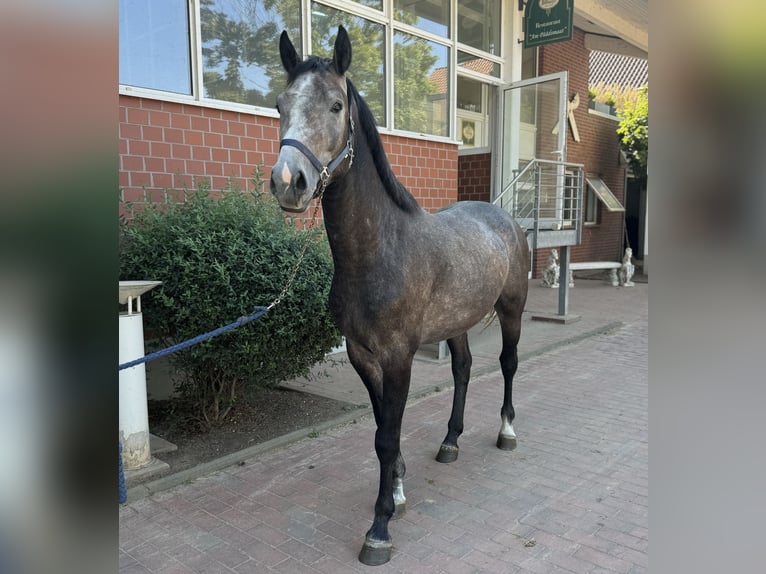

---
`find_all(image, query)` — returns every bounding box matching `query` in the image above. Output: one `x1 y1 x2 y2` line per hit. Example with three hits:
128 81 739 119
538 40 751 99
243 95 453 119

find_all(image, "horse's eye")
275 103 281 114
331 101 343 114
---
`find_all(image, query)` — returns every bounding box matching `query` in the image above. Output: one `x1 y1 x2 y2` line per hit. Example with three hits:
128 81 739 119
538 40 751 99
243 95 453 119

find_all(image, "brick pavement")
119 296 647 573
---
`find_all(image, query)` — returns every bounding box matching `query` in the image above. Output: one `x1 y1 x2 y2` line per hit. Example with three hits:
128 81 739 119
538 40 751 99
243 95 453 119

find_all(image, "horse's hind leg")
436 333 472 463
392 451 406 517
495 302 524 451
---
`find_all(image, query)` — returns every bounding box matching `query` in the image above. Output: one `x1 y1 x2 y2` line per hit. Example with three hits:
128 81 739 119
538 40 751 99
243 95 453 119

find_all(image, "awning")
587 176 625 212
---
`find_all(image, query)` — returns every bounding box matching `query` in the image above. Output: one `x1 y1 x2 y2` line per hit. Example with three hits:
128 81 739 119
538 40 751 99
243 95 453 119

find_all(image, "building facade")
119 0 647 275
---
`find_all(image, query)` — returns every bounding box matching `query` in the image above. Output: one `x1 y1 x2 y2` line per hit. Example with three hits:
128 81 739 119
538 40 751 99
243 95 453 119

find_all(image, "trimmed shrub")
119 175 341 425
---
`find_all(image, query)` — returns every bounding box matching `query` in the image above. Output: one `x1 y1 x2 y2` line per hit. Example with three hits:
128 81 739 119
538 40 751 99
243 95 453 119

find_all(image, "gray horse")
270 26 529 566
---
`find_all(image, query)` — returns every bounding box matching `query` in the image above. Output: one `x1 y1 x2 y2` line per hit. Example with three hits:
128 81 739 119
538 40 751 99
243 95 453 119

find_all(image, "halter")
279 88 355 198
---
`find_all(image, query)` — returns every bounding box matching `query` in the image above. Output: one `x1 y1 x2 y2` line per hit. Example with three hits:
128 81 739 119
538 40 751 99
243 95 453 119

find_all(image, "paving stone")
120 280 647 573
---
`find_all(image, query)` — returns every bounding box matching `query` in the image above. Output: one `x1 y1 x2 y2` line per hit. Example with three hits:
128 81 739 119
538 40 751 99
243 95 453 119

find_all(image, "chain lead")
267 197 324 310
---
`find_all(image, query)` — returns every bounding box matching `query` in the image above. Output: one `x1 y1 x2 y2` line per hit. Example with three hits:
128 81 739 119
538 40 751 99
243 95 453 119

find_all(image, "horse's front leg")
437 333 472 463
348 342 413 566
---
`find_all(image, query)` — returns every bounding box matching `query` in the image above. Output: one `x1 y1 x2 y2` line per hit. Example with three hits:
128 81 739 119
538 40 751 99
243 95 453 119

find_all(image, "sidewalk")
280 275 647 408
120 277 647 573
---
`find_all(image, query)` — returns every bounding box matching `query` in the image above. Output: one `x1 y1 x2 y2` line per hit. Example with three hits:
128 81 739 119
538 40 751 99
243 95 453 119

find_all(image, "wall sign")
524 0 574 48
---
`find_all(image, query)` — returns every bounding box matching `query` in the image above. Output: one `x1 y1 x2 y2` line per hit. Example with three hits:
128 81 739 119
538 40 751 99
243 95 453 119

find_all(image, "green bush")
617 85 648 184
119 175 341 426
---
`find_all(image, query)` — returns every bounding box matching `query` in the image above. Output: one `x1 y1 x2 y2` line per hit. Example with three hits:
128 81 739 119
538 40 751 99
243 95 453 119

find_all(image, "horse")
270 26 529 566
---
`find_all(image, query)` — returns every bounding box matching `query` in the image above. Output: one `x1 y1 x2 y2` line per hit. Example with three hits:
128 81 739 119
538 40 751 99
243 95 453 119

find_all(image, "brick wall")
533 27 627 277
457 153 492 202
119 95 457 216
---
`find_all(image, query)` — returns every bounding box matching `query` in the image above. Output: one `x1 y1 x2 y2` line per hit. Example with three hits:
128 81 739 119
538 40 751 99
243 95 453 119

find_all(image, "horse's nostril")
294 170 307 191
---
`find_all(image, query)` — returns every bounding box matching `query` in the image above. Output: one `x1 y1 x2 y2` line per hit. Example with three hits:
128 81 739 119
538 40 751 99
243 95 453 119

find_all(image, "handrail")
492 157 585 248
494 158 583 209
494 160 537 208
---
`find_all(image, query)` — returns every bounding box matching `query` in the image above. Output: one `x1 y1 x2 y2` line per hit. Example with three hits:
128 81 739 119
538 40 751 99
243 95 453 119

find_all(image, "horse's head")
270 26 354 213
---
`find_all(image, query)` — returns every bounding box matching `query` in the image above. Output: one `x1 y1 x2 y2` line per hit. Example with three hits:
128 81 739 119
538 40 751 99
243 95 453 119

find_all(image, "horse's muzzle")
269 159 315 213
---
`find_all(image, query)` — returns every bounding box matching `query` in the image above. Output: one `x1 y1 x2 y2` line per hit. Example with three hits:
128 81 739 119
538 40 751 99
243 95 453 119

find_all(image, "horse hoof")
392 502 406 519
358 540 393 566
496 434 517 450
436 444 459 463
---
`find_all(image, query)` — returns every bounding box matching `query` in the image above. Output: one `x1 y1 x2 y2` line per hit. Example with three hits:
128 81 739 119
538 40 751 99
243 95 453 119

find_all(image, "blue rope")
118 441 127 504
118 306 269 371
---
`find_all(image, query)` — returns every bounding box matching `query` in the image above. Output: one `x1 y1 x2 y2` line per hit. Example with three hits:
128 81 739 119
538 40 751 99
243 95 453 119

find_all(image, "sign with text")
524 0 574 48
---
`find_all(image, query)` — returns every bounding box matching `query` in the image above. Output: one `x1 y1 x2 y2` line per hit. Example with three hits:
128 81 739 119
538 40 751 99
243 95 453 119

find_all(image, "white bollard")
119 311 151 469
118 281 161 470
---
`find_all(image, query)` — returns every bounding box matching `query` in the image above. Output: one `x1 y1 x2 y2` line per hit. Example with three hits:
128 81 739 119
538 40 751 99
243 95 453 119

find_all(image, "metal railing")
493 158 584 249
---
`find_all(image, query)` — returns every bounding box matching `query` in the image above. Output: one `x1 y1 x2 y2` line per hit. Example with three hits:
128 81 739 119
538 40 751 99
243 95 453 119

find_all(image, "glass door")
495 71 568 229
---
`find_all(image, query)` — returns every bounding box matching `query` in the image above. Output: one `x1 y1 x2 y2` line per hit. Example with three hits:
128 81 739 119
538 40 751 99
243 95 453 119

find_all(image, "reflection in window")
585 184 599 223
311 3 386 126
119 0 192 94
346 0 383 10
522 46 538 80
201 0 300 106
457 51 500 77
394 32 449 137
457 76 482 113
457 76 489 148
458 0 501 55
394 0 449 38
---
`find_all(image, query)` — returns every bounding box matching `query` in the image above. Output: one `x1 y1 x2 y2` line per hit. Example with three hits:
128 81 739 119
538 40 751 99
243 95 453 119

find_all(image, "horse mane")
286 56 421 214
345 79 421 214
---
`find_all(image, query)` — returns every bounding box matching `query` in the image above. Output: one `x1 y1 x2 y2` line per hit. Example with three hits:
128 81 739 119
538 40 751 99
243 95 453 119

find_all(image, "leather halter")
279 87 355 197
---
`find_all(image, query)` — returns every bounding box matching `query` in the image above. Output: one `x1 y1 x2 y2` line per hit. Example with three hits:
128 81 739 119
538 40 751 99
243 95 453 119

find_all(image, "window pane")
119 0 191 94
457 51 500 77
311 3 386 126
585 186 598 223
394 32 449 137
201 0 301 107
458 0 500 55
457 76 482 113
394 0 449 38
522 46 537 79
346 0 383 10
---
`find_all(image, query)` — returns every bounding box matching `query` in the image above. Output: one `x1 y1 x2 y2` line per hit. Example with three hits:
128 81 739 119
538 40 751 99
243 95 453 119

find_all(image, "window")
201 0 300 107
584 185 599 224
457 76 489 148
458 0 500 55
394 32 449 137
394 0 449 37
311 3 386 126
119 1 504 140
457 52 500 78
585 176 626 224
521 45 538 80
348 0 383 9
119 0 191 94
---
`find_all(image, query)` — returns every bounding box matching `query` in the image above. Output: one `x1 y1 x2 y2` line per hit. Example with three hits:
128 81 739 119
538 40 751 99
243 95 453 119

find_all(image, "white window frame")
118 0 505 143
584 183 599 225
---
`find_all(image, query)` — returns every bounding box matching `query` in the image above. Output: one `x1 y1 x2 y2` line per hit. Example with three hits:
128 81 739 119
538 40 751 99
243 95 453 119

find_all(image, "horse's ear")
332 26 352 76
279 30 300 73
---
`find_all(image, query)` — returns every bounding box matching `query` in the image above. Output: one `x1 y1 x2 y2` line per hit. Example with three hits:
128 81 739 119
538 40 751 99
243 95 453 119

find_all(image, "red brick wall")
457 153 492 202
119 95 457 216
382 133 457 212
533 28 627 277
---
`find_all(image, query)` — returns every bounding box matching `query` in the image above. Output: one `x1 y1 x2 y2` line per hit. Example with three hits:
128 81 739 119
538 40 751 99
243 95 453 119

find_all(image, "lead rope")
268 198 324 310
